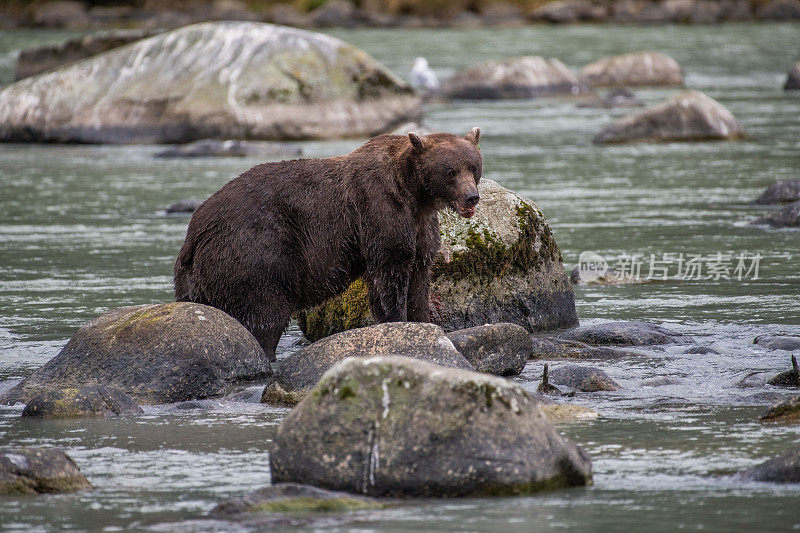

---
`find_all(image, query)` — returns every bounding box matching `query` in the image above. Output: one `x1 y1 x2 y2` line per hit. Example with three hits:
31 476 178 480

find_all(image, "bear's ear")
465 126 480 146
408 132 427 152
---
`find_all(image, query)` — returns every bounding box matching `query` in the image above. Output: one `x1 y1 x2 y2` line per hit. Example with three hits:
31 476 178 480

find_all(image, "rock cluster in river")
1 302 272 405
0 22 420 144
270 356 593 497
0 448 91 495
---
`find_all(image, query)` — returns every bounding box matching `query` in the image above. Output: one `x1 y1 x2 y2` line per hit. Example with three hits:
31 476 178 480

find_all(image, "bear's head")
409 127 482 218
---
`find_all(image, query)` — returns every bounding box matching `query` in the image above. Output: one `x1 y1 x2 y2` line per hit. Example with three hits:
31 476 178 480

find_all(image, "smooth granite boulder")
547 365 621 392
580 51 683 87
0 448 91 495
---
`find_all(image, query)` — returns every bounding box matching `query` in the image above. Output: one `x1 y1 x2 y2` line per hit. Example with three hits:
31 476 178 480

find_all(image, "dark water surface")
1 23 799 531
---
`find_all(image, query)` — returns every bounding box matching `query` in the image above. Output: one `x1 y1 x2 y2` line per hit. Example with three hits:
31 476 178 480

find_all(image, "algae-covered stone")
0 22 420 144
0 448 91 495
270 356 592 497
760 394 800 423
446 323 532 376
210 483 385 517
580 51 683 87
297 179 577 341
593 90 744 144
1 303 271 405
22 386 143 418
261 322 471 405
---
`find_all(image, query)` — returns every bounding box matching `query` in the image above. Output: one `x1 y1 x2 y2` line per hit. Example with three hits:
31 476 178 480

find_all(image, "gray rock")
580 51 683 87
21 386 143 418
211 483 384 517
690 0 724 22
684 345 721 354
577 88 644 109
547 365 620 392
530 336 646 359
786 62 800 90
442 56 591 99
0 448 91 495
155 139 302 158
297 180 578 341
593 90 745 144
738 448 800 483
752 201 800 228
2 303 271 405
15 30 159 81
446 323 532 376
0 22 420 144
31 1 90 29
558 321 693 346
754 179 800 205
529 0 608 22
755 0 800 19
261 322 472 405
269 356 593 497
755 335 800 351
569 265 640 285
166 199 203 214
760 394 800 423
767 356 800 388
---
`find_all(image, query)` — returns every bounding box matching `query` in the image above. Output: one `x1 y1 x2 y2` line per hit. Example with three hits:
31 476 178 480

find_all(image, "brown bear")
174 128 482 361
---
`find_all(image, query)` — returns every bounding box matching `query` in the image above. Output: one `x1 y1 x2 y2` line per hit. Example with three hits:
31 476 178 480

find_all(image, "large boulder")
15 29 159 81
786 62 800 90
752 202 800 228
580 51 683 87
754 179 800 205
261 322 472 405
270 356 593 497
441 56 590 99
1 303 272 405
0 22 420 144
558 321 693 346
0 448 91 495
593 90 745 144
547 365 620 392
22 386 143 418
446 323 533 376
738 448 800 483
297 179 578 341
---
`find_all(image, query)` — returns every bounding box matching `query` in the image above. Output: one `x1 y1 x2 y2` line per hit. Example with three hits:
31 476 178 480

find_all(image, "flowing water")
1 22 799 531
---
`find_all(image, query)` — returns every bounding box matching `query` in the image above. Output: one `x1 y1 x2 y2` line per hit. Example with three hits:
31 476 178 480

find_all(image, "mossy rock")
22 386 143 418
297 179 577 342
0 448 91 495
270 356 592 497
2 303 271 405
760 395 800 424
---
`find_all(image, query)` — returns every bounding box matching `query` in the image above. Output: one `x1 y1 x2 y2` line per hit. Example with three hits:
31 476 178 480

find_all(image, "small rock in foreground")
737 448 800 483
22 386 142 418
270 356 592 497
446 323 532 376
547 365 621 392
0 448 91 495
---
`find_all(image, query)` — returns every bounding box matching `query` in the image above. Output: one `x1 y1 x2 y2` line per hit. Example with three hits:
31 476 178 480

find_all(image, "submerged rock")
786 62 800 90
261 322 472 405
752 202 800 228
547 365 620 392
297 179 578 341
441 56 590 99
755 334 800 351
22 386 142 418
760 394 800 423
738 448 800 483
684 345 721 355
0 448 91 495
155 139 302 158
270 356 592 497
0 22 420 144
446 323 532 376
593 90 745 144
530 336 646 359
767 356 800 388
577 88 644 109
1 303 271 405
15 29 159 81
166 199 203 214
580 51 683 87
211 483 384 517
753 179 800 205
558 321 693 346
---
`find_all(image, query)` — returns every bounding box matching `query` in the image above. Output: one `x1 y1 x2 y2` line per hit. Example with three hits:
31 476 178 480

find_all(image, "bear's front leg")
366 261 413 323
406 266 431 322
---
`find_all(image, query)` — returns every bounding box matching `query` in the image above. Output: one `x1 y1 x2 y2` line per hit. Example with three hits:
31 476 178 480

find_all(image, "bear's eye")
447 169 459 178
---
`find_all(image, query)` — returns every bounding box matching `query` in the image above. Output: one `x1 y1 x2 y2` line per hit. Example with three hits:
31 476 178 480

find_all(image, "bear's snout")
464 192 480 208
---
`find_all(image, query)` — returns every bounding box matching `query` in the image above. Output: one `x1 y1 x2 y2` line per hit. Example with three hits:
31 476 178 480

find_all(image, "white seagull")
410 57 440 93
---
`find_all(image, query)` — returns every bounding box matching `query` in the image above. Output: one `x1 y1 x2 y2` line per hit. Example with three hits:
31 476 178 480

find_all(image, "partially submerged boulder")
211 483 384 517
261 322 471 405
577 88 644 109
530 336 646 359
15 29 159 81
441 56 590 99
760 394 800 423
767 356 800 388
547 365 620 392
752 202 800 228
22 386 143 418
594 90 744 144
297 179 578 341
738 448 800 483
446 323 533 376
1 303 271 405
155 139 302 158
753 179 800 205
580 51 682 87
558 321 693 346
0 22 420 144
270 356 592 497
755 335 800 351
166 199 203 214
786 62 800 90
0 448 91 495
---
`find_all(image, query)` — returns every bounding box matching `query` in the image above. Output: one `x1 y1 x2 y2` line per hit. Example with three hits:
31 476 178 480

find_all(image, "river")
1 22 799 531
